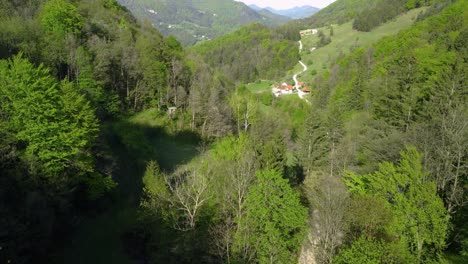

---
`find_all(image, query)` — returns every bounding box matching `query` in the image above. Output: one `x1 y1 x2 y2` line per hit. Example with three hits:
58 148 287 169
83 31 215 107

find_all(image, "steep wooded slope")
299 1 467 260
191 23 300 84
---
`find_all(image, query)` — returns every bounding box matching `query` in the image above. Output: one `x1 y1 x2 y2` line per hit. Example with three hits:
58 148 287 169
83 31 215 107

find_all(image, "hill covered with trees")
0 0 466 263
298 1 467 261
117 0 290 46
190 23 300 84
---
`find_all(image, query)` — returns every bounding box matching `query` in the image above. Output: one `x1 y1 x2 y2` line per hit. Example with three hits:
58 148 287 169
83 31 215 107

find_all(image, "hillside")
117 0 290 46
277 0 413 40
0 0 467 263
285 1 467 262
190 22 300 84
289 6 428 86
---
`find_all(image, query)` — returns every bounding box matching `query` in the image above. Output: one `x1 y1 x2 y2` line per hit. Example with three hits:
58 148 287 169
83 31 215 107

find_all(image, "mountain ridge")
250 5 321 19
117 0 290 46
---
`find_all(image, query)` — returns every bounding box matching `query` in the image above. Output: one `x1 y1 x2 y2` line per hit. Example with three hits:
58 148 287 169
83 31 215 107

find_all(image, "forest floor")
59 111 200 264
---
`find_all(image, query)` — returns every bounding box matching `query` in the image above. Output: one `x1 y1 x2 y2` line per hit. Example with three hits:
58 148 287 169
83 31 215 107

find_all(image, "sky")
235 0 336 10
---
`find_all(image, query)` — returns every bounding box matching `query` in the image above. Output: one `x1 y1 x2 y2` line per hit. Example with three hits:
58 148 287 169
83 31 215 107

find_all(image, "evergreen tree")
234 169 307 263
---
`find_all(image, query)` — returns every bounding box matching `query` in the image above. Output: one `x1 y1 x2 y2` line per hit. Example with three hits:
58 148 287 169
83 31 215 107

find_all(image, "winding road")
293 61 307 90
294 40 311 103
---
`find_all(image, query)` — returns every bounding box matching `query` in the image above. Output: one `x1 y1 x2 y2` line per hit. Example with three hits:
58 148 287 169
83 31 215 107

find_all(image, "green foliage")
304 3 467 260
353 0 407 32
318 30 332 47
229 87 259 133
297 109 330 174
40 0 84 35
406 0 436 9
191 23 300 83
1 0 465 262
0 53 109 263
212 133 249 161
0 54 98 176
103 0 123 11
234 169 307 263
335 236 393 264
344 147 449 261
84 173 118 200
141 160 173 221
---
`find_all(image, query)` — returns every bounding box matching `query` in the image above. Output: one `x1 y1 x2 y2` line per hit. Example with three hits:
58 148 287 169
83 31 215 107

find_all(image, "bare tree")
164 167 211 230
412 62 468 214
305 173 349 264
209 217 236 264
169 58 183 106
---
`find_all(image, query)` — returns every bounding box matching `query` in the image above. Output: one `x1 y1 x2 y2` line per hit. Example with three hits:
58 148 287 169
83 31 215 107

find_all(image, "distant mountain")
248 4 263 11
249 5 320 19
117 0 290 46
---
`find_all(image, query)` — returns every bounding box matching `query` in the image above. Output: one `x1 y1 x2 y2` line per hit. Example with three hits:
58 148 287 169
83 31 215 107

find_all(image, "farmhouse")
272 83 295 97
300 29 318 36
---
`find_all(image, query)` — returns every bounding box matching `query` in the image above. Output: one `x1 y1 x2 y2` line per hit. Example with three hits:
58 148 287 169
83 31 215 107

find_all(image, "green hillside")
191 23 300 84
0 0 467 263
304 0 380 25
276 0 433 40
298 1 467 262
117 0 290 46
291 6 428 86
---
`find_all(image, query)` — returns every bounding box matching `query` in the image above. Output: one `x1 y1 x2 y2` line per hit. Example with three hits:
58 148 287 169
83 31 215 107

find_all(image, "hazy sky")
236 0 336 9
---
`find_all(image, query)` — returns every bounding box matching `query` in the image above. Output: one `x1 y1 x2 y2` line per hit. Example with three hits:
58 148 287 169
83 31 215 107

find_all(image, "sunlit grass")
289 7 427 86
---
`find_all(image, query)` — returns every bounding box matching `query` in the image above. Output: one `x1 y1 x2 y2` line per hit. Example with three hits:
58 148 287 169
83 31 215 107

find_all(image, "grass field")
246 80 274 93
287 7 427 87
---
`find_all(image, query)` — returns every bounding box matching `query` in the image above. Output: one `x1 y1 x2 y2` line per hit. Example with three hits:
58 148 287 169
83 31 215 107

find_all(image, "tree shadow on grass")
105 120 202 205
60 121 202 264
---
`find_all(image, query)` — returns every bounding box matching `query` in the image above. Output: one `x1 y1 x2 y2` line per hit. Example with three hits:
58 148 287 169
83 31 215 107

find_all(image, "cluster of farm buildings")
300 29 318 36
272 82 311 97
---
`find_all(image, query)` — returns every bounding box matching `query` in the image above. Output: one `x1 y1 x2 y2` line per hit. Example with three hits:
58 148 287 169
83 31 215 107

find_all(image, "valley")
117 0 290 46
0 0 467 264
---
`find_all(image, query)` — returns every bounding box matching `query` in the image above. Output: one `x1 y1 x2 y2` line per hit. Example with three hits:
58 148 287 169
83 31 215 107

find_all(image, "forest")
0 0 467 263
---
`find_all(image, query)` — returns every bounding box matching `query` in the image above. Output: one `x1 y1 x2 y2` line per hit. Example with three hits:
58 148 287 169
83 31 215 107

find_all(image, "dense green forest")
0 0 467 263
190 23 300 84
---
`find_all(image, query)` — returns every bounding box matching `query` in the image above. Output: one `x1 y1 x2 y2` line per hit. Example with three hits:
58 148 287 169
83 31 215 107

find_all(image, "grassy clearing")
290 7 427 86
246 80 273 93
60 108 201 264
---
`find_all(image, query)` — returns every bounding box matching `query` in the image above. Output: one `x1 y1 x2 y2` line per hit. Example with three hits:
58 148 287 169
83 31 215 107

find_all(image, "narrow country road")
293 61 307 89
293 40 310 103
